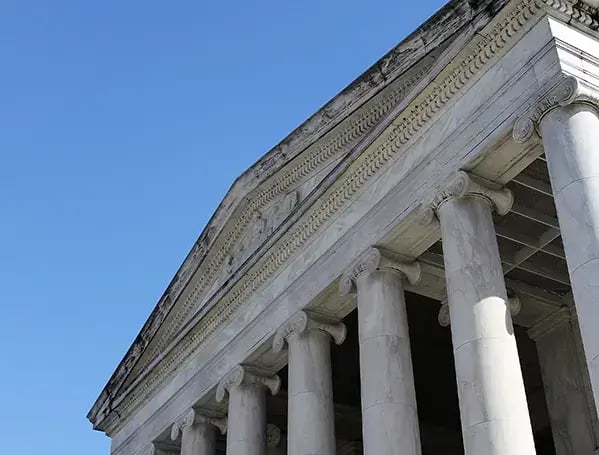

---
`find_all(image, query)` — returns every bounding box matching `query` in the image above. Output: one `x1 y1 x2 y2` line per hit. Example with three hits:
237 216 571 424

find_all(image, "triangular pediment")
89 0 522 431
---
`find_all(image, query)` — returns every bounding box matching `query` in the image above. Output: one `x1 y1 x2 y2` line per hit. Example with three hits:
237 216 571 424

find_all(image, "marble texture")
540 103 599 418
354 266 422 455
217 366 280 455
438 194 536 455
274 311 344 455
92 12 599 455
181 422 215 455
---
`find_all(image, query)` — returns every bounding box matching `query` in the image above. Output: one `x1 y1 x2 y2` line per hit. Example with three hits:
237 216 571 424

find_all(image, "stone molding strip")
98 0 599 435
513 75 599 143
338 247 421 296
272 311 347 354
438 295 522 327
215 366 280 403
419 171 514 226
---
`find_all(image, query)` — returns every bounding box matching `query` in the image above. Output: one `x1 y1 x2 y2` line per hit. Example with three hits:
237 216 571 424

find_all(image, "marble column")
420 171 536 454
273 310 345 455
515 76 599 417
170 408 226 455
339 247 422 455
216 365 280 455
528 308 599 455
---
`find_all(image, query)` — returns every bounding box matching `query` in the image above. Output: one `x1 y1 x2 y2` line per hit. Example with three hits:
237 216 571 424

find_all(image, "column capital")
513 76 599 144
272 310 346 353
216 365 280 403
339 247 421 296
438 295 522 327
266 424 282 448
419 171 513 226
170 408 227 440
527 307 572 341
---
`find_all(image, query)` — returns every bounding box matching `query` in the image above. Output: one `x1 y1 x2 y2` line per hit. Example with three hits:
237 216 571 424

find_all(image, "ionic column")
528 307 598 455
515 76 599 417
170 408 226 455
420 171 536 455
273 310 346 455
339 247 422 455
216 365 280 455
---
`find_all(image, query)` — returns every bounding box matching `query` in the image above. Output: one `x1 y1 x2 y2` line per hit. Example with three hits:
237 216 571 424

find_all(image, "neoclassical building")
88 1 599 454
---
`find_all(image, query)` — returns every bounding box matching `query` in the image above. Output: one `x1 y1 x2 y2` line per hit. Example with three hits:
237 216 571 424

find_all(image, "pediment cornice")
89 0 599 436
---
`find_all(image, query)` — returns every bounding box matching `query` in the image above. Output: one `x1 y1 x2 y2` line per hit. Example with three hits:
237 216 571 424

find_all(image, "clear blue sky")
0 1 446 453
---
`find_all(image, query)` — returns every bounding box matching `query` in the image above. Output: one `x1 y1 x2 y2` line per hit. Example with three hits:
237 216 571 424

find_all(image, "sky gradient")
0 1 446 453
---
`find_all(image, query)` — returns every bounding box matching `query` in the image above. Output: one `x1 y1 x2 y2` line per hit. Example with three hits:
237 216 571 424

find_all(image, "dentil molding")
338 247 422 296
514 75 599 143
419 171 514 226
215 365 280 403
272 311 347 353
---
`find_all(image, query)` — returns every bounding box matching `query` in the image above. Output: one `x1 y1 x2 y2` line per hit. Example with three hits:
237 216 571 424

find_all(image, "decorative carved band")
513 76 599 143
419 171 514 226
170 408 227 440
338 247 421 296
272 311 347 353
266 424 282 448
215 365 280 403
438 295 521 327
527 307 571 340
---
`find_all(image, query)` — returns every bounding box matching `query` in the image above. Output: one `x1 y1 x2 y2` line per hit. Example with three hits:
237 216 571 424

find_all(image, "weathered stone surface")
87 2 599 455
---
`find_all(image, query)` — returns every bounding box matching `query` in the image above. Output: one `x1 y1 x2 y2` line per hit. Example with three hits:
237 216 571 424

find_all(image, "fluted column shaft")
434 177 535 454
357 269 421 454
539 102 599 415
273 311 345 455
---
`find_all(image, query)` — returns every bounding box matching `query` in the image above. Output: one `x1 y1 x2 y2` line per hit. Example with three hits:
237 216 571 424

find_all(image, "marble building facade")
88 1 599 453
